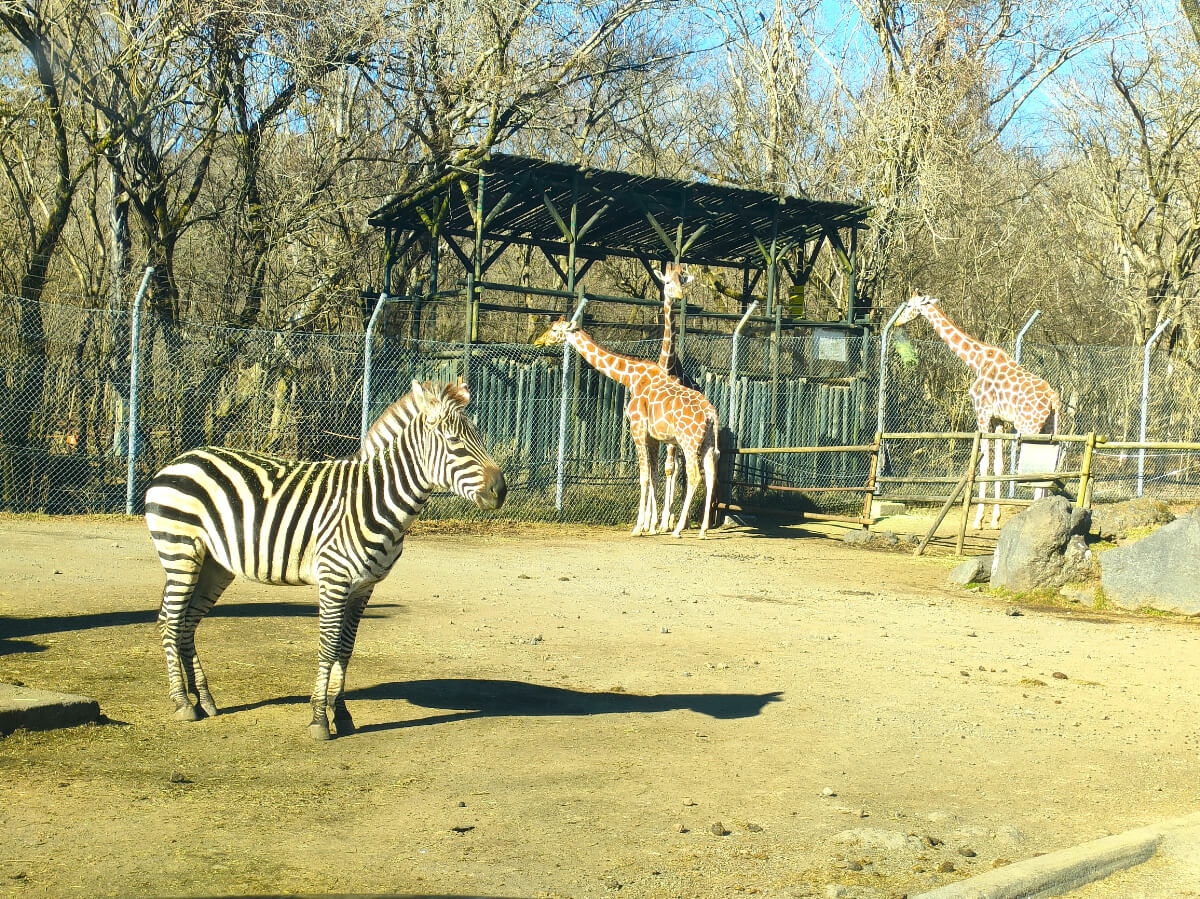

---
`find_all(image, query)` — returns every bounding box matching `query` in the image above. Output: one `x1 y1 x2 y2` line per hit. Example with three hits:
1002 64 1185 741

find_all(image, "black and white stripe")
145 380 506 740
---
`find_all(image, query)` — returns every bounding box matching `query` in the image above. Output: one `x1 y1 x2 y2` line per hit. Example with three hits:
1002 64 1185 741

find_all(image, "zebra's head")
410 380 507 511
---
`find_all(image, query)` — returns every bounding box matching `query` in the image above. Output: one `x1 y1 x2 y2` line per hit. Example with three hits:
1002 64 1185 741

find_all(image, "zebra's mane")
355 381 470 459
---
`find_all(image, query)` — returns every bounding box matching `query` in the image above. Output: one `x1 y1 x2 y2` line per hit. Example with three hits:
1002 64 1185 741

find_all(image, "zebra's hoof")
173 703 199 722
308 722 332 741
333 716 356 736
198 699 217 718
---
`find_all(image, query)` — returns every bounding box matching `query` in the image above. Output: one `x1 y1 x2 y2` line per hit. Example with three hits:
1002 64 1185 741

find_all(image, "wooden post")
915 471 971 557
1077 432 1097 510
956 432 982 555
859 432 881 527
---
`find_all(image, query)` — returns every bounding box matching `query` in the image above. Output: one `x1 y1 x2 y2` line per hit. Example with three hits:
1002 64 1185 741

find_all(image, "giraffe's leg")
672 448 702 538
991 431 1004 528
155 539 208 721
631 418 656 536
329 587 374 737
179 556 235 718
698 442 718 538
973 433 988 530
309 580 350 741
659 444 678 533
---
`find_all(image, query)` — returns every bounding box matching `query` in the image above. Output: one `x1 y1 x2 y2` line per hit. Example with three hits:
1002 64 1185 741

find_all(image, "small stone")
661 626 670 634
676 823 688 833
858 809 869 818
1006 607 1023 616
747 823 763 832
168 772 190 784
958 846 977 857
960 669 971 677
938 860 956 873
924 835 943 847
602 876 622 890
682 798 697 806
710 822 730 836
457 801 466 807
844 859 863 871
518 574 531 579
1053 671 1068 680
993 857 1012 868
558 576 570 581
822 787 837 797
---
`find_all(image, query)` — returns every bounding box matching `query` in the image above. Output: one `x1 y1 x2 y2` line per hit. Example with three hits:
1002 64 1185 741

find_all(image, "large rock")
1100 513 1200 614
991 496 1092 592
1090 497 1174 542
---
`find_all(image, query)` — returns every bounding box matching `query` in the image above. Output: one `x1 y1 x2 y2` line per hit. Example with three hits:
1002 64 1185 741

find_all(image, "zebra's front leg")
309 584 351 741
329 587 374 737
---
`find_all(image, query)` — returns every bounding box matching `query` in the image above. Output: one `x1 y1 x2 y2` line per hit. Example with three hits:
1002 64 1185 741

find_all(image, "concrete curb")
913 812 1200 899
0 683 102 735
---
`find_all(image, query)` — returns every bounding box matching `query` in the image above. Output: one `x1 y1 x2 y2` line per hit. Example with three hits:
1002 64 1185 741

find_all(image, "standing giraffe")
533 318 719 537
896 292 1060 529
653 262 694 531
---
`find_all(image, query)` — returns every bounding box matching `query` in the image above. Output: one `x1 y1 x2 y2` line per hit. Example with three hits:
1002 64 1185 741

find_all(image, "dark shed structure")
367 152 872 344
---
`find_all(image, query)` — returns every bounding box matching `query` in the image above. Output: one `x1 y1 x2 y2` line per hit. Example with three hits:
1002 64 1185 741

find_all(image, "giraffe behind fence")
896 292 1061 528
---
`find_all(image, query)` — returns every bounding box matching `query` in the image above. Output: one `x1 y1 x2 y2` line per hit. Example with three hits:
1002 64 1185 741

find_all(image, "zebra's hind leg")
329 588 374 737
180 557 235 718
156 542 207 721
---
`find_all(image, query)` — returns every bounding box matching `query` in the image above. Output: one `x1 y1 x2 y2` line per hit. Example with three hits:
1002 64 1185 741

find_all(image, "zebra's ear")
445 381 471 408
411 379 435 415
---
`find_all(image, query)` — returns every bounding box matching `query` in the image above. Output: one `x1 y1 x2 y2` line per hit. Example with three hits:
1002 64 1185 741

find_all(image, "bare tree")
1054 17 1200 352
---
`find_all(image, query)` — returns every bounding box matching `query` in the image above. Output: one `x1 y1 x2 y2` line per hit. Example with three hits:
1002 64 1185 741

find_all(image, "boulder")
1090 497 1174 542
949 555 992 586
1099 514 1200 614
992 496 1092 592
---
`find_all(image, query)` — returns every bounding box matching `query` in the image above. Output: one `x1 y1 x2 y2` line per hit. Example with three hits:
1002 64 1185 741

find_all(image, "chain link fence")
2 291 1198 523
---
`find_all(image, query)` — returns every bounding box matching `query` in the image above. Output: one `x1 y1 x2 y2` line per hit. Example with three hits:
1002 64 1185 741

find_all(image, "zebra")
144 380 506 740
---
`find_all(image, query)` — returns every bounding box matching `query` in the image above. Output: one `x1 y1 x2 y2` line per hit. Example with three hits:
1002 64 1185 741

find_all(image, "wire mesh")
2 293 1198 522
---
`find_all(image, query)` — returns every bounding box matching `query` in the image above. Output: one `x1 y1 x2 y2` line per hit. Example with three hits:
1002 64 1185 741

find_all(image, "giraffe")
653 262 695 531
896 292 1061 529
533 318 720 538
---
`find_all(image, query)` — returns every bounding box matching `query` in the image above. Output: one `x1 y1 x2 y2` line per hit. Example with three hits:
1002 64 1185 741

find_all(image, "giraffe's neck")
659 294 674 370
568 329 645 389
920 305 996 374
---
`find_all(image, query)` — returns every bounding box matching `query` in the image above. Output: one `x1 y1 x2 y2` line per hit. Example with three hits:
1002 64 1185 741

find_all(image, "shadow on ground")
220 677 784 734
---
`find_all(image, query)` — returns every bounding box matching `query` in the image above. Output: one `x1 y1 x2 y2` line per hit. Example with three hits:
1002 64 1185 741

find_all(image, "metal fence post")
1009 310 1041 497
360 292 388 442
124 266 154 515
554 289 588 511
874 303 906 478
728 300 759 431
1138 317 1171 496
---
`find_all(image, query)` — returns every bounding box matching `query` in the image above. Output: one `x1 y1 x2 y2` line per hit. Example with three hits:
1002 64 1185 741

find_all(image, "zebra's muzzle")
475 467 507 511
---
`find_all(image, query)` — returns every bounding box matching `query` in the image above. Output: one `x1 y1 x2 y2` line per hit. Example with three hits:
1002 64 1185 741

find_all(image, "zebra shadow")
219 679 783 733
352 678 784 733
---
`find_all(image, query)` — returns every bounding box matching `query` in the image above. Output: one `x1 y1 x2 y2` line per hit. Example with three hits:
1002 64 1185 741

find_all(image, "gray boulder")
949 555 992 586
1100 514 1200 614
1090 497 1174 542
992 496 1092 592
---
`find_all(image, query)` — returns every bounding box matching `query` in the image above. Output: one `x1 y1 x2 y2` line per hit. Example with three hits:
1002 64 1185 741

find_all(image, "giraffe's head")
532 317 578 348
896 290 939 327
655 262 694 300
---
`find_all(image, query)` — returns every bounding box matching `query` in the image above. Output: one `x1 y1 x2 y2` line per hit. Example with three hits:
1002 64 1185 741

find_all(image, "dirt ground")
2 513 1200 899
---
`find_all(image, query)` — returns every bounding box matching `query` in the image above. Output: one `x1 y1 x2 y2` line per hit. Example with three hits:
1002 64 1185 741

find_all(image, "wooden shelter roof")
367 153 870 269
